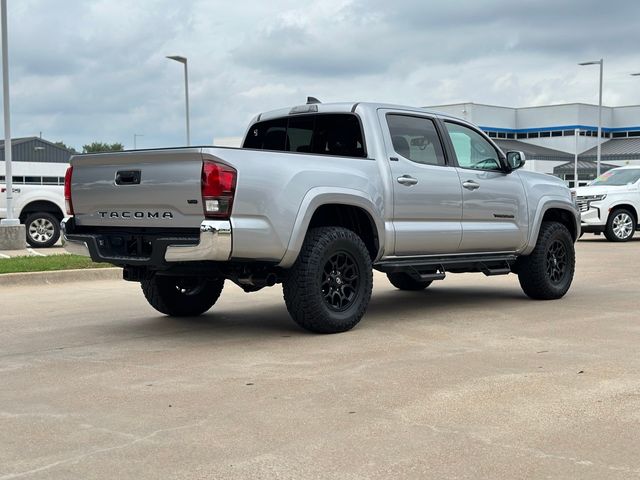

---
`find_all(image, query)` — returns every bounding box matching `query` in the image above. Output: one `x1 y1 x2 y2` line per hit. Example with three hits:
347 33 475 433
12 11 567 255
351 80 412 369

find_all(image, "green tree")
82 142 124 153
53 141 77 153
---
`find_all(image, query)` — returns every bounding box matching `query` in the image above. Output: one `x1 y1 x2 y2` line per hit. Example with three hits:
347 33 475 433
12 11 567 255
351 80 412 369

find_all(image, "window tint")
243 114 365 158
591 169 640 186
386 114 445 166
444 122 502 171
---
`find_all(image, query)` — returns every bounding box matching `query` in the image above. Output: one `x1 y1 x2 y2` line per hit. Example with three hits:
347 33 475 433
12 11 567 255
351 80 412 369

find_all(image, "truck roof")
252 101 465 124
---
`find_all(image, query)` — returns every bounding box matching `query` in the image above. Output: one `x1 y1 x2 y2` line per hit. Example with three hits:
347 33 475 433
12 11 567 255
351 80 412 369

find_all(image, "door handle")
115 170 141 185
397 175 418 186
462 180 480 191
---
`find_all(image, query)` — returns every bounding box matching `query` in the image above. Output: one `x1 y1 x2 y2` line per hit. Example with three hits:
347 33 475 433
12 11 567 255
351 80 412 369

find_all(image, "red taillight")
64 166 74 215
201 160 236 218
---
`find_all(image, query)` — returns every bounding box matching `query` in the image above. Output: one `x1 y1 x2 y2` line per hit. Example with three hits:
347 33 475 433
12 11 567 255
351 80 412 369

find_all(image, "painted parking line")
27 248 46 257
0 252 9 259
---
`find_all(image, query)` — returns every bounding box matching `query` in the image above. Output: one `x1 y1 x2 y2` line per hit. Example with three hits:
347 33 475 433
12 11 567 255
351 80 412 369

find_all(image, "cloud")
1 0 639 150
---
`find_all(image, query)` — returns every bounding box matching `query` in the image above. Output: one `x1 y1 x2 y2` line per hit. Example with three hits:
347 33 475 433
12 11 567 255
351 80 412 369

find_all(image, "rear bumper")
61 218 232 265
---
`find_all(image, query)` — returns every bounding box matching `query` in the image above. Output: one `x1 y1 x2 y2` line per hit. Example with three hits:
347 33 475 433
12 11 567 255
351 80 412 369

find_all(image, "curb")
0 267 122 287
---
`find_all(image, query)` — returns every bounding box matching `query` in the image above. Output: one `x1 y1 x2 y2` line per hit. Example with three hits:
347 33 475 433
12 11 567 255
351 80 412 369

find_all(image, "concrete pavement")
1 237 639 479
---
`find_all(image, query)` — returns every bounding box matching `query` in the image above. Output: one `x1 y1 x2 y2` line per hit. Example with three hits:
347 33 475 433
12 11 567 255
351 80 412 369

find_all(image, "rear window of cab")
243 113 366 158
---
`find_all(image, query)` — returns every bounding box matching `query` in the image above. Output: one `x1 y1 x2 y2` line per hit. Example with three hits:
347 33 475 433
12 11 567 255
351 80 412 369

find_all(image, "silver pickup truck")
62 101 580 333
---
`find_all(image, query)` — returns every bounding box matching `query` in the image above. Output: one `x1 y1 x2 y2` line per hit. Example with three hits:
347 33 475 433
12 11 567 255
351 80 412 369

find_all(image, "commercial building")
0 137 73 185
425 102 640 186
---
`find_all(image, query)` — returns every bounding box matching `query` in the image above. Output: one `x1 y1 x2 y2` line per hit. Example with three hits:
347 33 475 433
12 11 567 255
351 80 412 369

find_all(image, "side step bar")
375 253 518 281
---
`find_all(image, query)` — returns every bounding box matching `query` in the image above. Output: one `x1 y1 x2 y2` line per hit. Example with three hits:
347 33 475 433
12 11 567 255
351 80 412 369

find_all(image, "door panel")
381 112 463 255
442 121 528 252
456 169 528 251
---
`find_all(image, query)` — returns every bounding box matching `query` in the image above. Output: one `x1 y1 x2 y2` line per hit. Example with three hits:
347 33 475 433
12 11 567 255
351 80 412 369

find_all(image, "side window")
444 122 502 171
386 114 445 166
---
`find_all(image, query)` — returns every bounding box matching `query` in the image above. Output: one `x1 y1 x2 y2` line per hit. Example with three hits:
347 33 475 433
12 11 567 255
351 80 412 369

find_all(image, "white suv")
576 166 640 242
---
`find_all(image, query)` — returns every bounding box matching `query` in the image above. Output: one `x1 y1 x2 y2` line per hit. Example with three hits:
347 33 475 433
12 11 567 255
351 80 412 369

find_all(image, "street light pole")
579 58 603 177
574 128 579 189
166 55 190 146
0 0 17 226
133 133 143 150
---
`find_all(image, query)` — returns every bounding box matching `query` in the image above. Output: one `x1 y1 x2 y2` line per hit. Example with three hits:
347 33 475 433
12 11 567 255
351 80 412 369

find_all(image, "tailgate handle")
115 170 141 185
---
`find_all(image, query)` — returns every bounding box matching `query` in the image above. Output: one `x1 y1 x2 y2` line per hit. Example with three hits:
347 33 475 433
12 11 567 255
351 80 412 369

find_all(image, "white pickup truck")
0 182 65 247
576 166 640 242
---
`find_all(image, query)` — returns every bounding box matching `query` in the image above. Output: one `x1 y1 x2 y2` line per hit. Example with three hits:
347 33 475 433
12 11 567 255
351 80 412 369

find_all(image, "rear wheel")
282 227 373 334
604 209 636 242
25 212 60 248
387 272 432 291
141 275 224 316
517 221 575 300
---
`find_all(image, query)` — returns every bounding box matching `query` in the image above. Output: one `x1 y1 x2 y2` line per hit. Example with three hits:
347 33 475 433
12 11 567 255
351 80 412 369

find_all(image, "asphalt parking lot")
1 237 639 479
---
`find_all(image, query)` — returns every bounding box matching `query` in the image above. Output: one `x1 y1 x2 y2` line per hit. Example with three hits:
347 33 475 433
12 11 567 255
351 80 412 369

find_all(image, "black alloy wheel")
321 251 360 312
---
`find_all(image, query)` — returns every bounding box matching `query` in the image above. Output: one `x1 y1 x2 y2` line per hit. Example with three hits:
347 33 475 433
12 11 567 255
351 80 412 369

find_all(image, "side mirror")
506 151 526 171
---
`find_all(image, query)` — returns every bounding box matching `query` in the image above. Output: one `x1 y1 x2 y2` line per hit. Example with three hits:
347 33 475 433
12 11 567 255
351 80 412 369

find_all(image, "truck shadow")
132 284 528 339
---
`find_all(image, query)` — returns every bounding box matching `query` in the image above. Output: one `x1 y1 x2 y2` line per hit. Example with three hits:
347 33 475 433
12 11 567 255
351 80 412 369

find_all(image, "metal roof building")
425 102 640 187
0 137 74 185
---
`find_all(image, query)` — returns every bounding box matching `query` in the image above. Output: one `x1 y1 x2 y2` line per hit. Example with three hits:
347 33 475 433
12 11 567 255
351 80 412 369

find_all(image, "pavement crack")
396 413 640 475
0 419 208 479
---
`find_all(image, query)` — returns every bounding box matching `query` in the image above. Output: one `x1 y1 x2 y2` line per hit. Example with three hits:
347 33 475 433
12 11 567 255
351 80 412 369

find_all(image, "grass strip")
0 254 111 274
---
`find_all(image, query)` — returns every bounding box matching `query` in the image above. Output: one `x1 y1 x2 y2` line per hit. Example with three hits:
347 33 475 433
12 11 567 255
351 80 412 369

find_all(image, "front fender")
522 197 580 255
277 187 384 268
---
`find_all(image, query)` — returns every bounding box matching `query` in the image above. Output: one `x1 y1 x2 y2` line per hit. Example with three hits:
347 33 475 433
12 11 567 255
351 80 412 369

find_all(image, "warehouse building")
426 102 640 187
0 137 73 185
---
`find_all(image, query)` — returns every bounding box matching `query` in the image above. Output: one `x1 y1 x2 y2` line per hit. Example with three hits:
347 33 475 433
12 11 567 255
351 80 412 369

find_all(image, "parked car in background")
576 166 640 242
0 178 66 247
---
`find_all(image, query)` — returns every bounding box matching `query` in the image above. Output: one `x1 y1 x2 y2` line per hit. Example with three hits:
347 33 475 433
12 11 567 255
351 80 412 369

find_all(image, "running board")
375 253 518 279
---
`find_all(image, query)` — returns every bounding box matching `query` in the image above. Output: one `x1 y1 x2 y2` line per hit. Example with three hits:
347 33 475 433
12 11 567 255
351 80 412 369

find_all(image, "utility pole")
0 0 25 250
1 0 17 226
133 133 143 150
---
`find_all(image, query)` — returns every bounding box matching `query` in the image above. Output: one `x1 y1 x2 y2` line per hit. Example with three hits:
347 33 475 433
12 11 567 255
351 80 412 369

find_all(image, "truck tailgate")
70 149 205 229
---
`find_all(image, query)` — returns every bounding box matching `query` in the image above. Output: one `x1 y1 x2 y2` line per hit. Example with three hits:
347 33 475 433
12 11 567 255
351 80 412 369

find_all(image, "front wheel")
282 227 373 334
517 221 575 300
604 209 636 242
141 275 224 316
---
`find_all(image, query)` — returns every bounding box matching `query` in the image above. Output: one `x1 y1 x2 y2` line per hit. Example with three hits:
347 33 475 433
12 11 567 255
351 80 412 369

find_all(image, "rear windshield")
243 113 366 158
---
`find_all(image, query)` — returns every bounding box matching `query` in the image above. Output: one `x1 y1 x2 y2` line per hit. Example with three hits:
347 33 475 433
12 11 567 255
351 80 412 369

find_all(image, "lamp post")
578 59 603 177
1 0 17 226
133 133 143 150
166 55 190 146
574 129 579 189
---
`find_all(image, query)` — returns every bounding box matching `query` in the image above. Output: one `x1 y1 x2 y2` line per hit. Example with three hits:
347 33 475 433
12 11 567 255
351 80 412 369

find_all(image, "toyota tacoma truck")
62 101 580 333
575 166 640 242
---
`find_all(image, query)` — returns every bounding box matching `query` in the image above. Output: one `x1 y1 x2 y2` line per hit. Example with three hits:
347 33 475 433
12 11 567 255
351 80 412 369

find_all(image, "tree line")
54 141 124 153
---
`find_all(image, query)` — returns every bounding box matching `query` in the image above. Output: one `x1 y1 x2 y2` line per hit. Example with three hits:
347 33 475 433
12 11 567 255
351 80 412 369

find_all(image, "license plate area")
98 234 153 259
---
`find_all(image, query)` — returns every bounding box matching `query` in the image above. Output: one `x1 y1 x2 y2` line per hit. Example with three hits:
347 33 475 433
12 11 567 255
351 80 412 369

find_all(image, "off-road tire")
24 212 60 248
517 221 575 300
141 275 224 316
387 272 432 291
282 227 373 334
604 208 636 242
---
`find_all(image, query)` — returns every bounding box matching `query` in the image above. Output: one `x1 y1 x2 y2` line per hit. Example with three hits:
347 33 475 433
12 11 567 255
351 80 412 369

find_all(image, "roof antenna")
306 96 321 105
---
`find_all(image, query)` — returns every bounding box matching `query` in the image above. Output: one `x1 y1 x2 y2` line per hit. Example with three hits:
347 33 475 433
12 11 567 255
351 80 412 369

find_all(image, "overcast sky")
4 0 640 150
